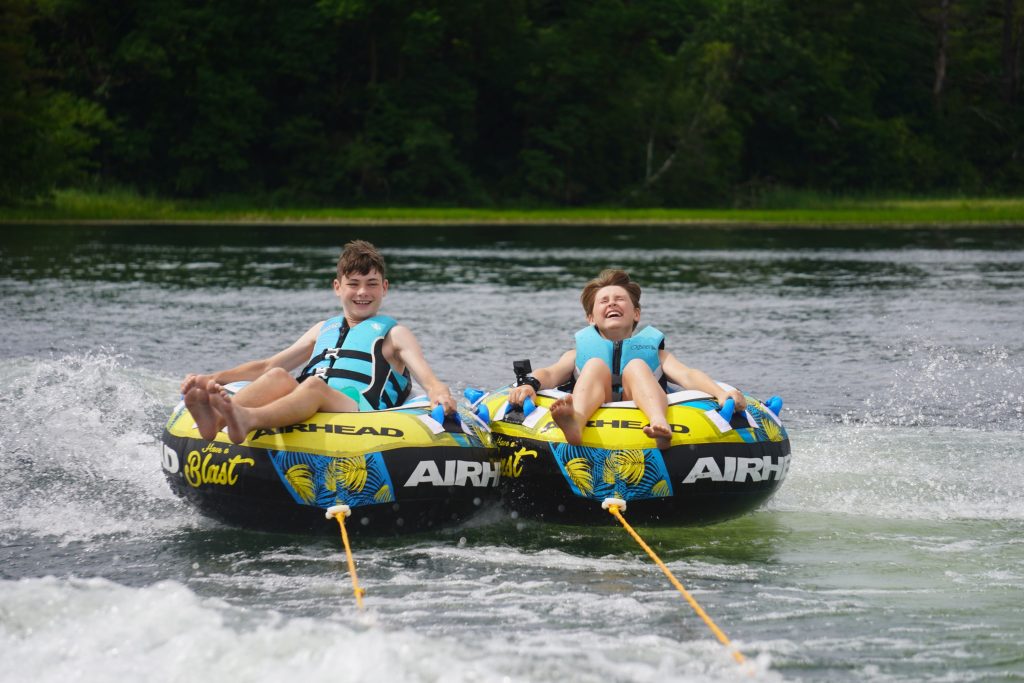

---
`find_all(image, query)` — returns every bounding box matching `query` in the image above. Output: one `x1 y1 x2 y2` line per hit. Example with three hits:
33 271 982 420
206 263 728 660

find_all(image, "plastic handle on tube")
523 396 536 417
719 398 735 423
464 387 485 404
766 396 783 415
431 405 462 426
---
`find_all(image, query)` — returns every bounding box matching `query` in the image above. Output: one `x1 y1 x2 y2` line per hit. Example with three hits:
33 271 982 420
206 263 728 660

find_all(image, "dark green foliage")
1 0 1021 205
0 0 112 203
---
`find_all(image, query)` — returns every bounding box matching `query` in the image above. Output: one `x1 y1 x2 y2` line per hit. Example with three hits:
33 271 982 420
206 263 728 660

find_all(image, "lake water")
1 225 1022 682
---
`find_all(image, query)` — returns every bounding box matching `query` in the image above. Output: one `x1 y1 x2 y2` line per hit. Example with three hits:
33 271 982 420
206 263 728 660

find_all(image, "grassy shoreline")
2 189 1024 226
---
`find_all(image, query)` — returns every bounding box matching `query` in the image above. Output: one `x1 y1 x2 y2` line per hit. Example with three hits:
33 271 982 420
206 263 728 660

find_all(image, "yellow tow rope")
602 498 747 669
326 505 365 610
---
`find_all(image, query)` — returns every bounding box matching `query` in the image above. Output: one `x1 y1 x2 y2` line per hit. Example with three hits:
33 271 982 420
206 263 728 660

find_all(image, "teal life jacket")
299 314 411 410
574 324 665 400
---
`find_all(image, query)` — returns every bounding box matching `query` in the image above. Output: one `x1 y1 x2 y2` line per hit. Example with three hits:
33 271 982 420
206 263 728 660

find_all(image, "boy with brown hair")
507 269 745 448
181 240 455 444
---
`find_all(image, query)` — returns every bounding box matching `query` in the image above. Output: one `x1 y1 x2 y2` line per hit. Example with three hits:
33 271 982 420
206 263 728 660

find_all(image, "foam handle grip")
523 396 536 416
719 398 735 422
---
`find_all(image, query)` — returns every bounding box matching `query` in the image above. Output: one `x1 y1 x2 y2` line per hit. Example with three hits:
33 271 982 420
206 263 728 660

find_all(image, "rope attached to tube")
326 504 365 610
602 498 747 668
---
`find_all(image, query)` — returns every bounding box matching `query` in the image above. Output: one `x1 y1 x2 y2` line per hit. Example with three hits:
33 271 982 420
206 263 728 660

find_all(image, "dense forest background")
2 0 1022 207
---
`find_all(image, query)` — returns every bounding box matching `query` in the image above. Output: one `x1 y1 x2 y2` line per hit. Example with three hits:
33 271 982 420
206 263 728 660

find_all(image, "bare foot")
185 387 222 441
180 373 210 396
643 422 672 450
550 396 583 445
209 385 254 444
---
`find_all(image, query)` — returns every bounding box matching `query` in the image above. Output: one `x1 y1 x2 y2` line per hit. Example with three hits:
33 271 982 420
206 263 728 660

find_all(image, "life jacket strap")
313 367 373 385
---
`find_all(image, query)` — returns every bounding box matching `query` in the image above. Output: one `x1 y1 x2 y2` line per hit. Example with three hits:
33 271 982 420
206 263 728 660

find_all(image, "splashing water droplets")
852 342 1024 431
0 352 191 541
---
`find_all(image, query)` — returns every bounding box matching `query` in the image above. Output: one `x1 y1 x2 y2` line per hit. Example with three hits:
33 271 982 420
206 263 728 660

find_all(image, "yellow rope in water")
328 506 365 610
605 502 746 667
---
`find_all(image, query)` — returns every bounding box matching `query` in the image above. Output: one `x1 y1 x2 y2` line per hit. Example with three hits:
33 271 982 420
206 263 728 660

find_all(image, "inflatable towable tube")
161 383 500 535
471 384 790 525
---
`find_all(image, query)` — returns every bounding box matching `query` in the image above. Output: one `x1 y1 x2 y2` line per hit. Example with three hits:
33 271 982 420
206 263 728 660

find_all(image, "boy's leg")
185 367 298 440
550 358 611 445
622 359 672 450
232 367 301 406
209 378 358 444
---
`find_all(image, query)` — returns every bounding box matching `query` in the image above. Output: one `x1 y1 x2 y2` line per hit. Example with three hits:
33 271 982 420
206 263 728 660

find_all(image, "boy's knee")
580 357 611 378
264 367 292 382
299 377 328 395
288 377 323 404
622 358 655 379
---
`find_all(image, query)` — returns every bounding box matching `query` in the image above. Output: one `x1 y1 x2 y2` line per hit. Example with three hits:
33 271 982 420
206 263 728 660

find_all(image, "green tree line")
2 0 1021 206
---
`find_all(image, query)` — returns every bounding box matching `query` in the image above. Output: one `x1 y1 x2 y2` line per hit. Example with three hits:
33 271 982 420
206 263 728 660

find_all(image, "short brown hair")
337 240 386 280
580 269 642 316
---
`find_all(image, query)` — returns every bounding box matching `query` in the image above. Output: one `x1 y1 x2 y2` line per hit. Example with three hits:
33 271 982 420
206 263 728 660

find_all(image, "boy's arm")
180 321 322 394
508 350 576 406
661 351 746 410
387 325 456 414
